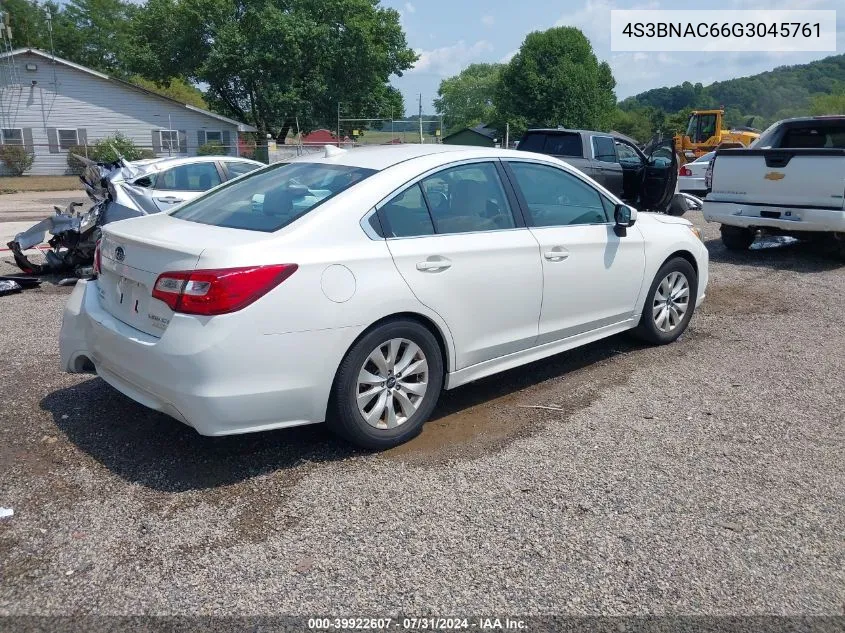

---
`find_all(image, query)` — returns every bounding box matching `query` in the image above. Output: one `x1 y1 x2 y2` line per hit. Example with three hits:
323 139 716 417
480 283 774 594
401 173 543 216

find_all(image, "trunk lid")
97 213 274 337
709 148 845 210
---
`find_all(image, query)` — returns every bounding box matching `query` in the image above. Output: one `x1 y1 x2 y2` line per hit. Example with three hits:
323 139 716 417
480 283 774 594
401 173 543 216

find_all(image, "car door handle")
155 196 183 203
416 258 452 272
543 248 570 262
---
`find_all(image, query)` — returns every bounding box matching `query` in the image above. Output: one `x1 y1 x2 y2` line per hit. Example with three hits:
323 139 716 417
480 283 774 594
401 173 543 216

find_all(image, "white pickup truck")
702 116 845 253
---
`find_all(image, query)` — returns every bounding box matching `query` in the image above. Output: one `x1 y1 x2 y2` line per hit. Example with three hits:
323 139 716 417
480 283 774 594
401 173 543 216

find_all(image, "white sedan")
60 145 709 449
678 151 714 197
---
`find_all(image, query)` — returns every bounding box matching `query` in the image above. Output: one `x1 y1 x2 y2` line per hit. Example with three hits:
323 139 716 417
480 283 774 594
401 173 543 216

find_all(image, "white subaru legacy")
60 145 709 449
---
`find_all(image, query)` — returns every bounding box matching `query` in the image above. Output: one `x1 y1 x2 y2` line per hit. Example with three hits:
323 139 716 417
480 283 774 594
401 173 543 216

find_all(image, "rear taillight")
93 239 102 276
679 166 692 176
152 264 297 315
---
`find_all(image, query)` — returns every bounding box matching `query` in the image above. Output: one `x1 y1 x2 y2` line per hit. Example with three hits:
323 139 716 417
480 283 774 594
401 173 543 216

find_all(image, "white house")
0 48 256 175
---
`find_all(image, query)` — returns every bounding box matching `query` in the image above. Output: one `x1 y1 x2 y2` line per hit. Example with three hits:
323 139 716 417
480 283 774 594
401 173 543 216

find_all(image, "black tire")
634 257 698 345
328 319 444 450
721 225 755 250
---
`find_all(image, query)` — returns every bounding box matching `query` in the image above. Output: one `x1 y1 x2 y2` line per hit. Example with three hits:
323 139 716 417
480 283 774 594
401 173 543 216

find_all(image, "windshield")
171 162 376 232
694 151 715 163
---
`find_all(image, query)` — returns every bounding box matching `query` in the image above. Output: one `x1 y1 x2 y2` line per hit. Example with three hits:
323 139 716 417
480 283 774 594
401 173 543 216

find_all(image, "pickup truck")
702 116 845 253
517 128 684 214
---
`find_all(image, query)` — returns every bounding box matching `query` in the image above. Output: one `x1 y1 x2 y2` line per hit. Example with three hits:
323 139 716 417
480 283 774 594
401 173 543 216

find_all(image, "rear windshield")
519 132 583 157
171 162 376 232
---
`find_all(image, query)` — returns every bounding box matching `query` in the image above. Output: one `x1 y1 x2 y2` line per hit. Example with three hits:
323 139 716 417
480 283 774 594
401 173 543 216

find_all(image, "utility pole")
337 102 341 147
505 122 509 149
418 94 423 144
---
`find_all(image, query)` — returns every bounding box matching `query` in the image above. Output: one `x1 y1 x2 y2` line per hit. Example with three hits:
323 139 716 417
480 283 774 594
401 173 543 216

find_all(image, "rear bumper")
678 176 705 194
59 279 361 436
702 201 845 233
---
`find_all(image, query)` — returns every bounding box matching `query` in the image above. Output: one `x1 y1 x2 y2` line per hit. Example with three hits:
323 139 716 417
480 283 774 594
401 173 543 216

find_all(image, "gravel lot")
0 211 843 616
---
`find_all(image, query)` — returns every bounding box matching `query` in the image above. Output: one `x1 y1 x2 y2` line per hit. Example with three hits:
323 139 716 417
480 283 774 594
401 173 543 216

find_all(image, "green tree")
608 108 652 143
1 0 52 48
809 91 845 115
130 76 209 109
495 27 616 134
51 0 137 76
129 0 417 144
434 63 502 133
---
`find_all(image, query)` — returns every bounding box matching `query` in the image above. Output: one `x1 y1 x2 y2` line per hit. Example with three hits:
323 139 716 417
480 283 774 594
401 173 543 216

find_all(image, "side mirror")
614 204 636 236
133 176 153 188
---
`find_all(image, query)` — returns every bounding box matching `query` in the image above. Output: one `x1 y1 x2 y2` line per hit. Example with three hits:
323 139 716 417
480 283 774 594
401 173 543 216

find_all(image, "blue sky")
383 0 844 115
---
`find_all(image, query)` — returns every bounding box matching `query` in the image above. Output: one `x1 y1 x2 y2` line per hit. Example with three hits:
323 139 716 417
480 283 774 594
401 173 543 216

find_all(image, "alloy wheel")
652 271 690 333
356 338 429 429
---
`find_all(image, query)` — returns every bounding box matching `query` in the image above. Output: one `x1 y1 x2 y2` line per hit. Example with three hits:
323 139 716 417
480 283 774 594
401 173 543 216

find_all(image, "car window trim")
371 157 529 240
501 159 616 228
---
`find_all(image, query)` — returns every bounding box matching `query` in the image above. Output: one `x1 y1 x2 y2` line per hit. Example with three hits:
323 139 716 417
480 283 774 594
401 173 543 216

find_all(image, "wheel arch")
663 249 699 277
323 310 454 422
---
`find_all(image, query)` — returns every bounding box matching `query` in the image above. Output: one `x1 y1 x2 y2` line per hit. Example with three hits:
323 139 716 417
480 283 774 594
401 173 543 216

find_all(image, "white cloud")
500 49 518 63
481 15 495 28
404 2 415 14
410 40 495 76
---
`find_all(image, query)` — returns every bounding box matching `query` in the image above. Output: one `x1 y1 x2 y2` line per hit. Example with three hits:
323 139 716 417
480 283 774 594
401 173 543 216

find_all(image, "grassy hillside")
609 54 845 142
620 54 845 120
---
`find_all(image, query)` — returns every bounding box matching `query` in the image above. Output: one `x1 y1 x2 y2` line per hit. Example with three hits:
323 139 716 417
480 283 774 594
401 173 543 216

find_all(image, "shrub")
89 132 150 163
0 145 35 176
197 141 226 156
67 145 95 174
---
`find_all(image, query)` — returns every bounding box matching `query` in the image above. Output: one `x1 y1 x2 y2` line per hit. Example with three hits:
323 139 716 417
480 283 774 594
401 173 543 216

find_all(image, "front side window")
421 162 516 234
172 162 376 232
160 130 178 152
58 129 79 150
157 162 222 192
508 162 608 227
592 136 617 163
615 141 642 166
1 128 23 145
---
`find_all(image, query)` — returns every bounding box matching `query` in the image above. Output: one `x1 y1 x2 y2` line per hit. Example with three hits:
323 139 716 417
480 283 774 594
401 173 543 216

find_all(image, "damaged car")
7 154 264 275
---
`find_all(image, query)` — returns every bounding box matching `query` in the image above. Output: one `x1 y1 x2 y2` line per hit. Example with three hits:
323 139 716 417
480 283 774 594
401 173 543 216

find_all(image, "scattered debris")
0 280 22 296
57 278 79 287
717 521 743 532
516 405 565 412
0 275 41 289
0 507 13 519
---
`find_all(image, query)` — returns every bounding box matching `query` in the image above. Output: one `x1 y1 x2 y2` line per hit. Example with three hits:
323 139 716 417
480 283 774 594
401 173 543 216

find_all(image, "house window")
201 130 222 145
160 130 179 152
58 129 79 150
1 128 23 145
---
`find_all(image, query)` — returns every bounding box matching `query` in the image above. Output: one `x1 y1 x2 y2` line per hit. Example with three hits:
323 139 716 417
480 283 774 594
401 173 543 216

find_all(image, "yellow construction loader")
674 109 759 165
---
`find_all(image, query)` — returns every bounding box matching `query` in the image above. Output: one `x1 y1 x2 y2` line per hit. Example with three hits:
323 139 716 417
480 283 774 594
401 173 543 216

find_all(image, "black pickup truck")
517 128 680 213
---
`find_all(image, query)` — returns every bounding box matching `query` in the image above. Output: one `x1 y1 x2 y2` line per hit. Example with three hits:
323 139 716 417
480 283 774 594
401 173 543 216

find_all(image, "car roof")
144 155 261 171
286 144 542 171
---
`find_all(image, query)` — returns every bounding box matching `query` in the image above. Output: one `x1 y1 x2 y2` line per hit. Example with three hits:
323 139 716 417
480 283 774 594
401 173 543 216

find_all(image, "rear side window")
225 161 262 178
543 133 582 157
518 133 546 152
171 162 376 232
158 162 222 191
592 136 617 163
380 184 435 238
379 162 517 238
782 124 845 149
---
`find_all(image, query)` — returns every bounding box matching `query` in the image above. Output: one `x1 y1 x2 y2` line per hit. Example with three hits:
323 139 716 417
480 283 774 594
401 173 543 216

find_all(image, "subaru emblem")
114 246 125 262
